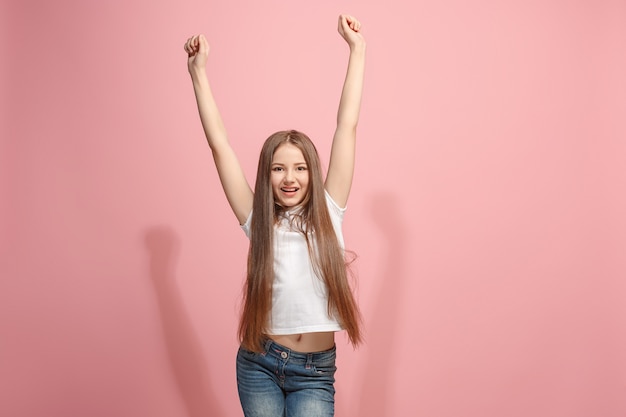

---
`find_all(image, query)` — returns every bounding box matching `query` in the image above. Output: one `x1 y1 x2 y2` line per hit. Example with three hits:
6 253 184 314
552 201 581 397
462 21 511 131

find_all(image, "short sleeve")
240 211 252 238
325 190 346 223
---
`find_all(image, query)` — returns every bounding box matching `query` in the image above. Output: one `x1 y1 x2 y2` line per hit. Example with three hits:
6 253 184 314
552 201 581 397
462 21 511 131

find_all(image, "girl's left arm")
325 14 366 208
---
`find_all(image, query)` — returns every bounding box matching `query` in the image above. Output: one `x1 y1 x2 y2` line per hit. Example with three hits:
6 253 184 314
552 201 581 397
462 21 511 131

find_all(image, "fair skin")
184 14 365 352
271 143 310 208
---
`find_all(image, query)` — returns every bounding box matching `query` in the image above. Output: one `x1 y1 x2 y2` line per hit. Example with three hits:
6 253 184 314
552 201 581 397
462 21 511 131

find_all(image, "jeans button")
281 351 288 359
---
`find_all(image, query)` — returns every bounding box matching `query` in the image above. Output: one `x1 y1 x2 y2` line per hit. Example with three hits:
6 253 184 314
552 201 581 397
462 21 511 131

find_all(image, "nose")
284 169 295 183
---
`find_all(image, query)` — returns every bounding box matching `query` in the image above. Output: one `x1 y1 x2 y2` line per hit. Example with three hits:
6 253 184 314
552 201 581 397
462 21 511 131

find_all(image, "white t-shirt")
241 191 346 334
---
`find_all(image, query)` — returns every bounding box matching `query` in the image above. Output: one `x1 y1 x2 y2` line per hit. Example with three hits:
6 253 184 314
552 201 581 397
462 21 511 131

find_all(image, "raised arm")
184 35 253 224
324 15 366 208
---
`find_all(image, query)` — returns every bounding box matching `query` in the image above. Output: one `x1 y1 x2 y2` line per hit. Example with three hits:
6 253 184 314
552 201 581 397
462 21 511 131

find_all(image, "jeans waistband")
263 338 336 363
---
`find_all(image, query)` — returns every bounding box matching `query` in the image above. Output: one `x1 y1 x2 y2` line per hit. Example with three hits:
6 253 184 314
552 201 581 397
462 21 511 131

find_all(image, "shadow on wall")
144 226 224 417
357 192 409 417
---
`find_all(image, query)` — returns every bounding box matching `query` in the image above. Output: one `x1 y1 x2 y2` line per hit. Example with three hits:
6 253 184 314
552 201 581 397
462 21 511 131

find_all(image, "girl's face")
270 143 310 208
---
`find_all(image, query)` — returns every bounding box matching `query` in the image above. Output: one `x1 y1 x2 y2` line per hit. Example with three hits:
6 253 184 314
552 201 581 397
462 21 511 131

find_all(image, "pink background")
2 1 625 416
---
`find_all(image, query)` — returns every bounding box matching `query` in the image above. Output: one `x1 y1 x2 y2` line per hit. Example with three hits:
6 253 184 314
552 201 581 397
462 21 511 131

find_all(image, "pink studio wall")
2 1 625 416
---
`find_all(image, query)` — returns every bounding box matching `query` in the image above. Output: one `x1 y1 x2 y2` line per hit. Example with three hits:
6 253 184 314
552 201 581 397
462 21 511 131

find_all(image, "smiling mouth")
281 187 299 193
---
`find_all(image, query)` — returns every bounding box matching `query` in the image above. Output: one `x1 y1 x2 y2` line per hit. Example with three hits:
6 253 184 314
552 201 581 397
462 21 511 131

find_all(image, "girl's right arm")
184 35 253 225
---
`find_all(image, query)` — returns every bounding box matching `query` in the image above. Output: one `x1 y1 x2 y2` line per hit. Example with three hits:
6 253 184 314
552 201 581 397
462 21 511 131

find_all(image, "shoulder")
240 210 253 238
325 190 346 222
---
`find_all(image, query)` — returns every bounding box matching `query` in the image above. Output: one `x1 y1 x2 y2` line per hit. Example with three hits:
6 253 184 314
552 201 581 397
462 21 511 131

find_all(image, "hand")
337 14 365 49
184 34 209 72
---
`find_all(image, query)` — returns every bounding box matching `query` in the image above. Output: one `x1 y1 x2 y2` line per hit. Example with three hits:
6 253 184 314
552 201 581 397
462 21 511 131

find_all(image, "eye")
297 166 308 171
272 166 284 172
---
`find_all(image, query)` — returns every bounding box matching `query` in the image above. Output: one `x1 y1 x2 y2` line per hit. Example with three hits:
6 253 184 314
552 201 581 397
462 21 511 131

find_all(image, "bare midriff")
268 331 335 353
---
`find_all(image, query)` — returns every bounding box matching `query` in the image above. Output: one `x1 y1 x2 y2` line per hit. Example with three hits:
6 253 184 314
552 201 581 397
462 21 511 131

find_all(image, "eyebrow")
271 162 307 166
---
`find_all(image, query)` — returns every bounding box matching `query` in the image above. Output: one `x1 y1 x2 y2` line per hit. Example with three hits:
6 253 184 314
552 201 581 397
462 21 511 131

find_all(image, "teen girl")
184 14 365 417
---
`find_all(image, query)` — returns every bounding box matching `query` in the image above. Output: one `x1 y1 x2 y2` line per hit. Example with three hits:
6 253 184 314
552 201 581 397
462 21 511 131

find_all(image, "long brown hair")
238 130 362 352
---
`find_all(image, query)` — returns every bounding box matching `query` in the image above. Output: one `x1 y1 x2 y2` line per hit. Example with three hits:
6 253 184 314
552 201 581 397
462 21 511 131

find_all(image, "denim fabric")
236 339 337 417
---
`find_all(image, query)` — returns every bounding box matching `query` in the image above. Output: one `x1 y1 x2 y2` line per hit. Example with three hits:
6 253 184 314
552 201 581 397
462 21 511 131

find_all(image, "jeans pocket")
312 363 337 376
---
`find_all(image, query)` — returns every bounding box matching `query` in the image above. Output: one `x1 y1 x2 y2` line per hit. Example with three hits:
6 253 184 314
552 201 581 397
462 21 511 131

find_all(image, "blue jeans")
236 339 337 417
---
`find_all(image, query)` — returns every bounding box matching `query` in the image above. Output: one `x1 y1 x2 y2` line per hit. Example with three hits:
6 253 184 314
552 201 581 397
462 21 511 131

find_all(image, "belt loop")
305 353 313 370
263 338 272 354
